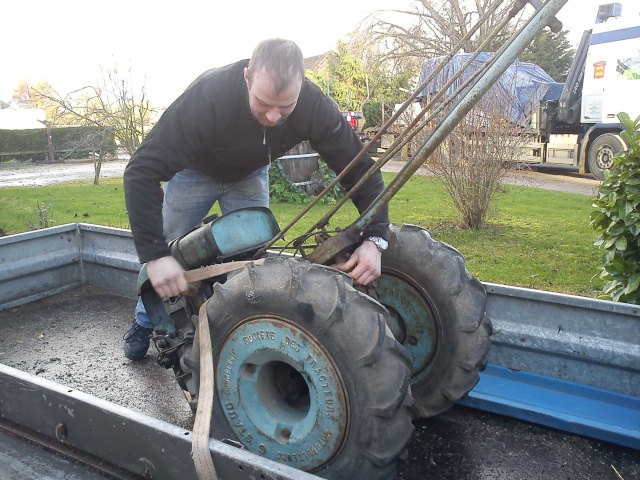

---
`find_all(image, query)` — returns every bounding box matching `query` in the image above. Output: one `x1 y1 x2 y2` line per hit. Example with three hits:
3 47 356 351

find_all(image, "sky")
2 0 639 108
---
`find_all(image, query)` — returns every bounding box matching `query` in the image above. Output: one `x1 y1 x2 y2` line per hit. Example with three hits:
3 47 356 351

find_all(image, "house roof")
304 53 330 71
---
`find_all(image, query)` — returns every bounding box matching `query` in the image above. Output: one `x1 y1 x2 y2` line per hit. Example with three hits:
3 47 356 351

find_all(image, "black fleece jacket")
124 60 389 263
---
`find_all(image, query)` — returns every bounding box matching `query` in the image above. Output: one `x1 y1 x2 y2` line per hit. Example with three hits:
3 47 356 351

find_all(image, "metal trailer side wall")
0 224 83 311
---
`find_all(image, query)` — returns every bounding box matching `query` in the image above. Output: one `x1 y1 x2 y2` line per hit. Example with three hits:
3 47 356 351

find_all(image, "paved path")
0 158 601 196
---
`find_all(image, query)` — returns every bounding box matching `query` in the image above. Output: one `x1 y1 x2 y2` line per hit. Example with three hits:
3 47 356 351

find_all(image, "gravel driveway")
0 158 601 196
0 159 130 187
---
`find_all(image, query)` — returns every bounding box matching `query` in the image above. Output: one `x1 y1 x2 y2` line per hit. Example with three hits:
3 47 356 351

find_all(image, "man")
123 39 389 361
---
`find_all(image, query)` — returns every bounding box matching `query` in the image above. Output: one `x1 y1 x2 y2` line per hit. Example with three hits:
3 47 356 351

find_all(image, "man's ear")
243 67 250 88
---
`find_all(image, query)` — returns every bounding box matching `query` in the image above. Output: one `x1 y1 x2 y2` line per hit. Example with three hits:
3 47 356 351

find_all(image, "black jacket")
124 60 389 263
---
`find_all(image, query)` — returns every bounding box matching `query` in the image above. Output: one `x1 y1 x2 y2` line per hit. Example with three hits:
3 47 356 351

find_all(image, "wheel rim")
377 269 439 380
215 317 348 470
595 145 616 170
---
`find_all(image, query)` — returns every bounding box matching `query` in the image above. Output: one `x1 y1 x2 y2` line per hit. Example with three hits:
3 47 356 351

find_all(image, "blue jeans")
135 166 270 328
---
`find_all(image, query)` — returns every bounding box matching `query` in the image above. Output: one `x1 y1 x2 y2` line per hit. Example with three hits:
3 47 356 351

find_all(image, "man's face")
244 67 301 127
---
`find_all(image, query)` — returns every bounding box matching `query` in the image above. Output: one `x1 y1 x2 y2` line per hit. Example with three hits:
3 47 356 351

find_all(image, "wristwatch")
366 236 388 252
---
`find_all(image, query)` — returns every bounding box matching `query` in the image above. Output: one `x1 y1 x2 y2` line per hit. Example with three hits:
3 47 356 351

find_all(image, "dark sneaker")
123 322 153 361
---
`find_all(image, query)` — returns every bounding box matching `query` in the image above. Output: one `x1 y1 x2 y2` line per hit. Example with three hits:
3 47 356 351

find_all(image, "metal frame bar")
0 363 321 479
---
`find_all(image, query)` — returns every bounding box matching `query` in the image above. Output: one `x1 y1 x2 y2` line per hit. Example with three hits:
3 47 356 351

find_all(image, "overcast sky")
2 0 638 107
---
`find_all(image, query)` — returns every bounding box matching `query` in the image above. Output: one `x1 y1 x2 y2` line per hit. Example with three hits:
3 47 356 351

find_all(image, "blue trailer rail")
460 365 640 449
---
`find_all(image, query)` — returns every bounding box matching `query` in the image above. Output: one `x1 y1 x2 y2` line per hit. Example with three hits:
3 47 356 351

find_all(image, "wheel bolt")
408 336 418 346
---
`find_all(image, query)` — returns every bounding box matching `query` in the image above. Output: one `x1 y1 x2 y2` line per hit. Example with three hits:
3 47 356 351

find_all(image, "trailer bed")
1 285 638 480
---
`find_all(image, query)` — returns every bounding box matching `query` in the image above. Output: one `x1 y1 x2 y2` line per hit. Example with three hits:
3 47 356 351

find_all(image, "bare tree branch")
23 66 153 183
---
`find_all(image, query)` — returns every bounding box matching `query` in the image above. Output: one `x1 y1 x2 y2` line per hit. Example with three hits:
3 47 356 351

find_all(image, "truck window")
616 52 640 80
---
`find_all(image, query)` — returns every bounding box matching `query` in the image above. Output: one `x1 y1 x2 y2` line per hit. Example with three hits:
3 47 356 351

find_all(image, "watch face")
368 237 388 252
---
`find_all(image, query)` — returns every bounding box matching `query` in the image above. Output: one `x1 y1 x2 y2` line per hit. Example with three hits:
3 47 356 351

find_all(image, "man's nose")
265 109 281 124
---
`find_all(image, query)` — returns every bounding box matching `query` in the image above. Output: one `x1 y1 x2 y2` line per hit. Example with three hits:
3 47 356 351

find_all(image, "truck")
519 2 640 180
415 2 639 181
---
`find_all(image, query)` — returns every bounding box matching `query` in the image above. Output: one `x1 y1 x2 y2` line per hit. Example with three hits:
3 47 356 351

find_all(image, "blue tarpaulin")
417 53 564 125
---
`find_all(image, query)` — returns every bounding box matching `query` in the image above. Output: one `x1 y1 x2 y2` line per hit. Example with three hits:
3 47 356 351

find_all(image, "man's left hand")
336 240 382 286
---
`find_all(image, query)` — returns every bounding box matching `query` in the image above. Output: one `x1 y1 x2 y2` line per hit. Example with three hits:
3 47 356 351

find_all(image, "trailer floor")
1 286 638 480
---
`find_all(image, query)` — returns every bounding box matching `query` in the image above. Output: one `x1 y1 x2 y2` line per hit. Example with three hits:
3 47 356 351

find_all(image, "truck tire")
377 224 492 417
192 256 418 480
587 133 626 181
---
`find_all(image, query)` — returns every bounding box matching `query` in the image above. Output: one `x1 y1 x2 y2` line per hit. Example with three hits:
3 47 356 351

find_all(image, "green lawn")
0 173 602 297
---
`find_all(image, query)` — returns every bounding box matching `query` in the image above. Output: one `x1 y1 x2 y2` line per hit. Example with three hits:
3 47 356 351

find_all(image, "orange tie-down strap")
189 259 264 480
183 258 266 284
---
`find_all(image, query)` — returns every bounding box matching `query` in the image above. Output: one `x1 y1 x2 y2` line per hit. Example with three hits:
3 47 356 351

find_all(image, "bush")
269 157 344 204
590 112 640 302
0 126 116 162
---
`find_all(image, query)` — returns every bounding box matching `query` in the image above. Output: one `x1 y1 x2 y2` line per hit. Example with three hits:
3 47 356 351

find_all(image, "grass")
0 173 602 297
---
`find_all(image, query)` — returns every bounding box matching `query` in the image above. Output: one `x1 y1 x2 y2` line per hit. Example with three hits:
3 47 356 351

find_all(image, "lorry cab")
581 14 640 126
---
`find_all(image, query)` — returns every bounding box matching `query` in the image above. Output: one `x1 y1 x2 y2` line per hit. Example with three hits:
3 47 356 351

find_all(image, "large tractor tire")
378 224 492 418
192 256 418 480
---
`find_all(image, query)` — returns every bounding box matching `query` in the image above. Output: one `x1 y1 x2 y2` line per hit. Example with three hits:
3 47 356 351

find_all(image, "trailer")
0 223 638 479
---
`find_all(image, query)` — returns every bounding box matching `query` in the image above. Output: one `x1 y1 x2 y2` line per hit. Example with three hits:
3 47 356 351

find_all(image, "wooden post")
45 123 55 163
38 120 56 163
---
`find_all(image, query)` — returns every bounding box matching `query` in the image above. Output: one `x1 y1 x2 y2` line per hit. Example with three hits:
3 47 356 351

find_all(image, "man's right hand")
146 256 188 298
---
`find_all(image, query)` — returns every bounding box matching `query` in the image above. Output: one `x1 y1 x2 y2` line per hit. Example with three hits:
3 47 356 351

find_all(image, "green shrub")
0 126 116 162
590 112 640 302
269 157 344 204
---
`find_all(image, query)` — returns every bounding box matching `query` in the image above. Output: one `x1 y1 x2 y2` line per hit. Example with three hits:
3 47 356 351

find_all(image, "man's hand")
146 256 188 298
336 240 382 286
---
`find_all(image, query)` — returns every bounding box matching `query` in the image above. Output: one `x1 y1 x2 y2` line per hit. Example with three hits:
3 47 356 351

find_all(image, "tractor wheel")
587 133 626 181
378 224 492 418
192 256 418 480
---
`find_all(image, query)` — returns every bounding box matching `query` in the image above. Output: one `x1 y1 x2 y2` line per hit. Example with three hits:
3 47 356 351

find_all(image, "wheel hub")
596 146 615 170
376 270 439 379
215 318 348 470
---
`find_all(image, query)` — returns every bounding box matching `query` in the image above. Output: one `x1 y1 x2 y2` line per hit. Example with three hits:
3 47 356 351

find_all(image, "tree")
13 80 59 118
424 97 530 230
23 66 153 183
305 40 416 129
349 0 570 230
306 41 368 112
520 29 575 82
358 0 522 63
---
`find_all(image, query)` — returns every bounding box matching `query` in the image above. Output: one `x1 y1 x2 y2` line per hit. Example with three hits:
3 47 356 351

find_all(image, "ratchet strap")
190 258 265 479
184 258 265 284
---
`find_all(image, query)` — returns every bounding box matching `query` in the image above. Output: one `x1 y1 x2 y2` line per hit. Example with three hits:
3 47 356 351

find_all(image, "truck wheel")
587 133 626 181
192 256 418 480
377 224 492 417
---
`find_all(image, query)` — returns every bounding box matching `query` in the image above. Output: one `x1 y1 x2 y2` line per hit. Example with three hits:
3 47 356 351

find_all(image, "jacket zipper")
263 128 271 164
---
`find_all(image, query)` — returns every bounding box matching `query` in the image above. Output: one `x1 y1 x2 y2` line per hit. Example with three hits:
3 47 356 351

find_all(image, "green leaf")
615 236 628 251
603 236 619 249
607 225 625 236
619 201 633 221
619 112 634 133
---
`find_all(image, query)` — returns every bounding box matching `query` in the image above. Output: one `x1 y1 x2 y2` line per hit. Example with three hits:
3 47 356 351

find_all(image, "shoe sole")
124 348 149 361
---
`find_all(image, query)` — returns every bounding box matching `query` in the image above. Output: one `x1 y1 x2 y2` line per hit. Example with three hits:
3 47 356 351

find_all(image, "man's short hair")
247 39 304 94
